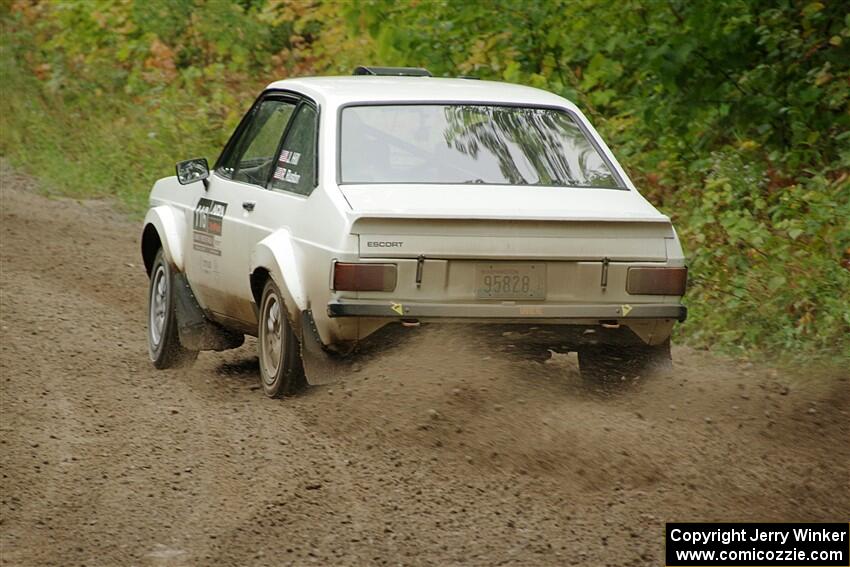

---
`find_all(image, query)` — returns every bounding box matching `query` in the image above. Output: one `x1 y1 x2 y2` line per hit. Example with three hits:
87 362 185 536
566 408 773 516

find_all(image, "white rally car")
141 66 687 397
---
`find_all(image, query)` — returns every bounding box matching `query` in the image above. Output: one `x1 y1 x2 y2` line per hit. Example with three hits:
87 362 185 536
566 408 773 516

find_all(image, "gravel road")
1 164 848 566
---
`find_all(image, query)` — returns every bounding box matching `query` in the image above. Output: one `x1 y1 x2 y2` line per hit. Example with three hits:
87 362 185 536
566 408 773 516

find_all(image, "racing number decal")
193 198 227 256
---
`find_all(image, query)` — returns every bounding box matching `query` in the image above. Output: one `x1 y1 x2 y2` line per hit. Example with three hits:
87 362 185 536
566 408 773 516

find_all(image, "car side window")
270 104 318 196
221 99 296 186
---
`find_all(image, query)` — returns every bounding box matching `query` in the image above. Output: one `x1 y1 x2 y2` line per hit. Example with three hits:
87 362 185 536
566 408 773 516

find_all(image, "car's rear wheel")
258 279 306 398
147 249 198 368
578 339 672 382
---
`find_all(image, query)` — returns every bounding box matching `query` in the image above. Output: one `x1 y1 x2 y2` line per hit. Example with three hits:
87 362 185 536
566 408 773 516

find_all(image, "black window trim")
214 88 321 195
334 100 627 190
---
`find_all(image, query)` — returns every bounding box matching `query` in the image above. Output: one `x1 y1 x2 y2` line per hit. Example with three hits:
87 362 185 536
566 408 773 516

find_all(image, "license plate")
475 263 546 299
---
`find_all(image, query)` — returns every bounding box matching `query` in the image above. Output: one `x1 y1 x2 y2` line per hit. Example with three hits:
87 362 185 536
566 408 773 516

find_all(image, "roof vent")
353 66 432 77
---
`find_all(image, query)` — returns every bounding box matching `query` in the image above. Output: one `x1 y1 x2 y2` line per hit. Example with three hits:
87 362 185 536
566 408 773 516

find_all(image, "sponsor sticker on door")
193 198 227 255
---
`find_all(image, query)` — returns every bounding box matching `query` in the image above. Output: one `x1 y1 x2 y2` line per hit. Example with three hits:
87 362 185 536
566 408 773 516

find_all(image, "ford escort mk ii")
141 66 687 397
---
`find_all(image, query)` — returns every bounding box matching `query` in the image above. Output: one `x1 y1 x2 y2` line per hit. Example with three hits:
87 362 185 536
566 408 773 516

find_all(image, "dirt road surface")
1 164 848 566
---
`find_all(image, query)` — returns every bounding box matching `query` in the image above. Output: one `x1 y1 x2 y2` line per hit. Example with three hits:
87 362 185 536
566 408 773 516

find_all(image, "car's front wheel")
578 339 672 383
147 249 198 368
258 279 306 398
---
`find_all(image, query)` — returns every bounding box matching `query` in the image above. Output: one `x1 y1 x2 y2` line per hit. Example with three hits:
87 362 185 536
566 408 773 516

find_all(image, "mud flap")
172 273 244 351
299 310 351 385
624 319 675 346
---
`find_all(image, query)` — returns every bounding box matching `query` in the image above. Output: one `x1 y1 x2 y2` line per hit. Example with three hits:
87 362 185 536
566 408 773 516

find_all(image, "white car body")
141 73 686 372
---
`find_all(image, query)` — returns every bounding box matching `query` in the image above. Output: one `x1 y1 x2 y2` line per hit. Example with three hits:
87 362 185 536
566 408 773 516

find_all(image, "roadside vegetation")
1 0 848 361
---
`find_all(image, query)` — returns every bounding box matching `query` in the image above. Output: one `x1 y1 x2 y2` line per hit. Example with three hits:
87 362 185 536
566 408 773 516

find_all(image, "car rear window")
339 104 622 188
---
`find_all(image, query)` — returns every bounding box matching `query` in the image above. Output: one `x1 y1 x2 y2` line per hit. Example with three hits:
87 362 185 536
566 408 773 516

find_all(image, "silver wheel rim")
261 292 284 385
149 265 167 348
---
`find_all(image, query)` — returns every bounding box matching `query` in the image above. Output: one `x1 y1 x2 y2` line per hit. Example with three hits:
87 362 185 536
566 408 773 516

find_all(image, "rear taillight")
626 267 688 295
333 262 397 292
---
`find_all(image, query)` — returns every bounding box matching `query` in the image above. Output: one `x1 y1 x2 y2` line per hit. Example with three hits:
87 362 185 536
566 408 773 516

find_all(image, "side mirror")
176 158 210 186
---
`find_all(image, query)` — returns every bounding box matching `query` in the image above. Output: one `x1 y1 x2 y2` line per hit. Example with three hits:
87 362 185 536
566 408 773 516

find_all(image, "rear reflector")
626 267 688 295
333 262 397 292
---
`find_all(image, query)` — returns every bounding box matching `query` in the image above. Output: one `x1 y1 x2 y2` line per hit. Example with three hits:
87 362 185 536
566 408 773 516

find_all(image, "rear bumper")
327 300 687 323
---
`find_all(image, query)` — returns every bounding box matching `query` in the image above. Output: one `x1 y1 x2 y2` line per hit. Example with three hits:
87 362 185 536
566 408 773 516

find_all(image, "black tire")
578 339 672 382
147 249 198 369
257 279 306 398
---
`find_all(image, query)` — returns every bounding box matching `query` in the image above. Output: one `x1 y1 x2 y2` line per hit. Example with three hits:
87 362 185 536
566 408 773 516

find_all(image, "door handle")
242 201 256 211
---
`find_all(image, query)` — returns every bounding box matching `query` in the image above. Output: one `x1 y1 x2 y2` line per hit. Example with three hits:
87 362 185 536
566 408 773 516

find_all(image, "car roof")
264 76 578 111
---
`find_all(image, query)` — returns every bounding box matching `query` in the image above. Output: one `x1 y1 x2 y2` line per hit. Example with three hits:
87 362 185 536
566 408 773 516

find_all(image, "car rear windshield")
339 104 622 188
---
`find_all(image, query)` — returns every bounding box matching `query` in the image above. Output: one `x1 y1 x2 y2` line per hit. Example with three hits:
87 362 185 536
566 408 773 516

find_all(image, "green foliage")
1 0 848 360
348 0 850 360
1 0 367 209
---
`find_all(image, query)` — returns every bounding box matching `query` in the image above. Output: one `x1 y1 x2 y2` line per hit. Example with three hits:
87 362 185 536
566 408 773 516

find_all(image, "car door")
216 101 320 327
184 95 298 322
